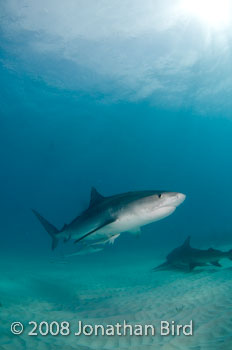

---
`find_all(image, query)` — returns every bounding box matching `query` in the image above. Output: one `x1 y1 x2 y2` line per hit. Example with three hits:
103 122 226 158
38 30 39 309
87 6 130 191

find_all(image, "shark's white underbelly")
85 206 176 240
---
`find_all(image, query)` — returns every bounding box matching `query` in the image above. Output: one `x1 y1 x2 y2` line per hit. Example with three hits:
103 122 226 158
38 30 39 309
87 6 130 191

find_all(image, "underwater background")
1 1 232 349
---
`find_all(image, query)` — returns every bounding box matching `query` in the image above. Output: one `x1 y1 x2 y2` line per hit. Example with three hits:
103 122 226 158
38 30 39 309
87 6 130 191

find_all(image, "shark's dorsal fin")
182 236 191 248
89 187 105 208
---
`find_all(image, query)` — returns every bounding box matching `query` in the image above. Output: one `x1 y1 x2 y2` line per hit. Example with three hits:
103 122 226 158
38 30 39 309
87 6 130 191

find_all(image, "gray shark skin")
153 236 232 272
32 187 186 250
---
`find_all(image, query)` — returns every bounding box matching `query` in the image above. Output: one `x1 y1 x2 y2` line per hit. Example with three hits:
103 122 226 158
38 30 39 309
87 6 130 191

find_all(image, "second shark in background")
153 236 232 272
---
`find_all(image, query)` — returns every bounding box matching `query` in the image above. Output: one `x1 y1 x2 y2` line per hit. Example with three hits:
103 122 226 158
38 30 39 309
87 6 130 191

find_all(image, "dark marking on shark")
74 217 116 244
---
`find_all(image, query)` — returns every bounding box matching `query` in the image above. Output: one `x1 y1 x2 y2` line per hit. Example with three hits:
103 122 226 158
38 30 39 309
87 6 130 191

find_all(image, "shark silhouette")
153 236 232 271
32 187 185 250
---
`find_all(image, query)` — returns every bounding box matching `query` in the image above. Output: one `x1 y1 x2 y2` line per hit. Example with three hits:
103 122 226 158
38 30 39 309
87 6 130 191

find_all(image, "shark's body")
154 236 232 271
33 187 186 250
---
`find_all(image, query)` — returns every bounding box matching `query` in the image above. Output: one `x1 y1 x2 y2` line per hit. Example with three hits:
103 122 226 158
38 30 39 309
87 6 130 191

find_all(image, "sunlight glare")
181 0 231 29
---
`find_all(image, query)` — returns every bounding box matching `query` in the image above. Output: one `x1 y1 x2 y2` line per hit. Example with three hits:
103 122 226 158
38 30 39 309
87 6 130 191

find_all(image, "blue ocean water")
1 2 232 349
1 64 232 259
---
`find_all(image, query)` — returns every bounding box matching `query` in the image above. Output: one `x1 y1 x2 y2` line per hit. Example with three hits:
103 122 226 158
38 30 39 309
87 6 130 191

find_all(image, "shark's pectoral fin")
74 218 116 244
211 261 222 267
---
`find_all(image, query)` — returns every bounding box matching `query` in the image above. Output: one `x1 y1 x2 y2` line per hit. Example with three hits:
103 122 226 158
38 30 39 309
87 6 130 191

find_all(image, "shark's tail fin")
152 262 170 271
32 209 59 250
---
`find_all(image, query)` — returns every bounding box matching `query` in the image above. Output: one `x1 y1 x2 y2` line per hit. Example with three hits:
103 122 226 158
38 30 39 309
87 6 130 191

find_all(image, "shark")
32 187 186 250
153 236 232 271
65 234 121 257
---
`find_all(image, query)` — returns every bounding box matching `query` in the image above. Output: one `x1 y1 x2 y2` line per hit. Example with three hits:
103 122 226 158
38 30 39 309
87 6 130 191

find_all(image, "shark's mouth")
148 206 177 222
164 206 177 215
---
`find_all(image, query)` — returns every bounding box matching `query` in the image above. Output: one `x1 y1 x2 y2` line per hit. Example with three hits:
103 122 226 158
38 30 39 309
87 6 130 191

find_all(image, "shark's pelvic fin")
90 233 120 247
108 233 120 244
74 217 116 244
32 209 59 250
89 187 105 208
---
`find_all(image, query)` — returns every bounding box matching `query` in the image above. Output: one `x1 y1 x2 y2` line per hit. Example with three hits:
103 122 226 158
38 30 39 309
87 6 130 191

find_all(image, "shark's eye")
158 194 162 198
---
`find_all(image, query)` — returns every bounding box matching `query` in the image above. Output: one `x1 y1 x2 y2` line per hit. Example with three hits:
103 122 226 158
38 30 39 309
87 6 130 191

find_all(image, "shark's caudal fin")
32 209 59 250
152 262 170 271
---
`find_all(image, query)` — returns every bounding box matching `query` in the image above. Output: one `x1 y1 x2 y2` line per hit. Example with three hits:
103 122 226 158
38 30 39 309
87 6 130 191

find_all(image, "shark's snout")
165 192 186 207
176 193 186 206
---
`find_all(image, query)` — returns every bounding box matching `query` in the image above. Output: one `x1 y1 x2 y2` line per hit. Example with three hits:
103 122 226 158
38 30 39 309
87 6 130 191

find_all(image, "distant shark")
32 187 186 250
153 236 232 271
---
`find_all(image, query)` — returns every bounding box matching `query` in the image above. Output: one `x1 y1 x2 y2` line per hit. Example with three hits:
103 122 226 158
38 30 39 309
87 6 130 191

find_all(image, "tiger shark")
153 236 232 271
32 187 186 250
